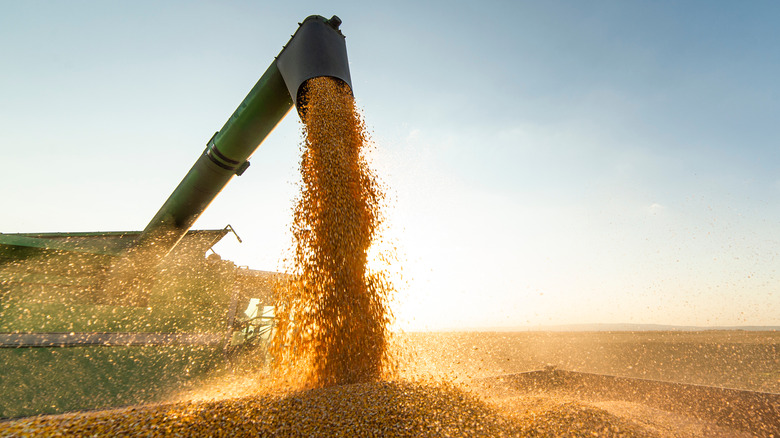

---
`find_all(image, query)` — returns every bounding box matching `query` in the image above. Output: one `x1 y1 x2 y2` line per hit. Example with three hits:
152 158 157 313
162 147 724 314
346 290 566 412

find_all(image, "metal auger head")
276 15 353 118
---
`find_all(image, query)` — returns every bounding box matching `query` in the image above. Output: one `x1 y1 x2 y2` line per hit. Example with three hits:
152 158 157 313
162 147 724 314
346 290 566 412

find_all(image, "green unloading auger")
135 14 352 261
101 15 352 306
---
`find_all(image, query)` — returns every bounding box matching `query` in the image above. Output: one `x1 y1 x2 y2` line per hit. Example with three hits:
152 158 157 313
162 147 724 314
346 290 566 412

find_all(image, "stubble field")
398 330 779 393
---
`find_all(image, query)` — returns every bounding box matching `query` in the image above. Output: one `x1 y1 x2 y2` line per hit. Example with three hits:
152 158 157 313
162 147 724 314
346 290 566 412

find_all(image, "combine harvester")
0 15 352 418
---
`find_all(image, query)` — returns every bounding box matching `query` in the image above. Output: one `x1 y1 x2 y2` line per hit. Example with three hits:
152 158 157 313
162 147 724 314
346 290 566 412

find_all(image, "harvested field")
397 330 780 393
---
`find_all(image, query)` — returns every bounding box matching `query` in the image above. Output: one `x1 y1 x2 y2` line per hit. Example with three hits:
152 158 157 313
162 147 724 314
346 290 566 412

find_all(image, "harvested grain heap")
0 381 654 437
271 77 394 387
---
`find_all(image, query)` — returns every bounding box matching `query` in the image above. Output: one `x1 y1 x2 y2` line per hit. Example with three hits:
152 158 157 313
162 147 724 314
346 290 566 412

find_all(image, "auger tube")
135 15 352 260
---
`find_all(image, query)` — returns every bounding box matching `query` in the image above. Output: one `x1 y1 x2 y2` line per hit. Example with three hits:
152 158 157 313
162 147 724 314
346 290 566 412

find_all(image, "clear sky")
1 1 778 330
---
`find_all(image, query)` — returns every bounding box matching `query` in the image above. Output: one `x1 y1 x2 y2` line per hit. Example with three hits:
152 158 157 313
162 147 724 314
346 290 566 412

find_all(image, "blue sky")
1 1 778 329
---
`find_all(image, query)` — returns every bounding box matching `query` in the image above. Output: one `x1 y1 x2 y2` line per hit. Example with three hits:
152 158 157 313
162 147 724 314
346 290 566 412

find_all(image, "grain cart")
0 15 352 418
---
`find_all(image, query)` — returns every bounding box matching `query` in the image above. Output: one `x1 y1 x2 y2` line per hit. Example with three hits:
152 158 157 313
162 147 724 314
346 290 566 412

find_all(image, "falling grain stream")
270 77 394 388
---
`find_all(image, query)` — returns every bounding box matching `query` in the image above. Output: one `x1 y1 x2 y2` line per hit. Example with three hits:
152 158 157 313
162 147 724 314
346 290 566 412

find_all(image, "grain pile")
0 380 655 437
270 77 394 387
